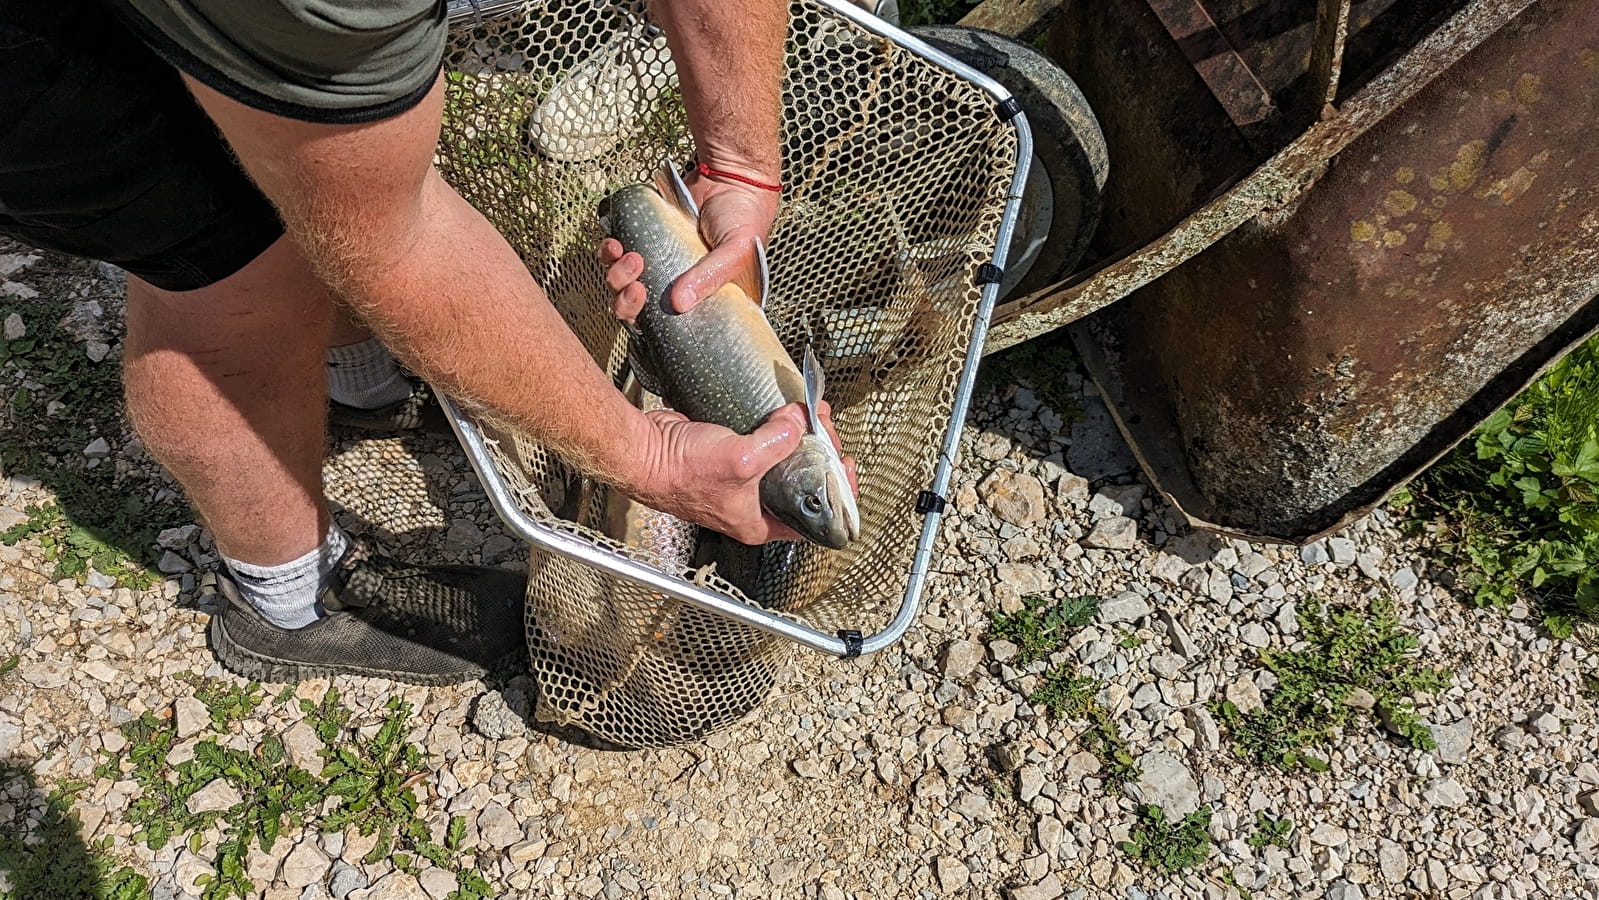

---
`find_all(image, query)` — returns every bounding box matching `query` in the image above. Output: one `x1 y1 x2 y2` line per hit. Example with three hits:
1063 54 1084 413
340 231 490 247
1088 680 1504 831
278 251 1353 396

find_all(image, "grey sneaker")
328 378 447 434
527 28 677 162
208 540 527 685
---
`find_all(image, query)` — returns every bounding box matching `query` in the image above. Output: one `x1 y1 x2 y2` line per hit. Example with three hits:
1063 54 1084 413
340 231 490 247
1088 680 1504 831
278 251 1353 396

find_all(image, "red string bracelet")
696 161 782 193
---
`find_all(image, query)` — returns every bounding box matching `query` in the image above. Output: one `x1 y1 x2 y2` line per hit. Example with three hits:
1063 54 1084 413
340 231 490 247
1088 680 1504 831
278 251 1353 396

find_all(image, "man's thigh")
0 1 283 292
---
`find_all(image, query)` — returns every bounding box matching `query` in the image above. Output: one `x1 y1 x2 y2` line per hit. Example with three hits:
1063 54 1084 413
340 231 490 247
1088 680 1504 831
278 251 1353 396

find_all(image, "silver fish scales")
598 165 860 549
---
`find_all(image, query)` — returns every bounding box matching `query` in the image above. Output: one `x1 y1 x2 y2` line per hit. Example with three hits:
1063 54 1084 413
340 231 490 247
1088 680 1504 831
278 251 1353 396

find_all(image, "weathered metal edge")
1081 308 1599 546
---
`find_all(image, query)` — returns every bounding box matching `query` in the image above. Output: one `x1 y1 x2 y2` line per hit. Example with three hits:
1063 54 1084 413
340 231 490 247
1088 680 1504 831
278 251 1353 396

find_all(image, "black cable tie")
839 630 864 658
976 263 1004 285
996 97 1023 121
915 490 947 514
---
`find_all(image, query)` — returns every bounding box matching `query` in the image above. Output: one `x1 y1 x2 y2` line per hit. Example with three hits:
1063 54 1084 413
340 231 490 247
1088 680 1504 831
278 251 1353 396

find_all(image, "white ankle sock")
327 338 413 409
224 526 350 630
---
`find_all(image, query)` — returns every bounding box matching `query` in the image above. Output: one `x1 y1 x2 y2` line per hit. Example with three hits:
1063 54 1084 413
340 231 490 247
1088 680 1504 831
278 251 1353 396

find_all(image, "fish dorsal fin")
659 162 700 219
802 346 825 436
754 237 770 306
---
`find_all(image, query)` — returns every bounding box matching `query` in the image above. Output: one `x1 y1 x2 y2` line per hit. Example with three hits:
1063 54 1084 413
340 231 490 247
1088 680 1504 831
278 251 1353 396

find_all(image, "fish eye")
803 494 825 516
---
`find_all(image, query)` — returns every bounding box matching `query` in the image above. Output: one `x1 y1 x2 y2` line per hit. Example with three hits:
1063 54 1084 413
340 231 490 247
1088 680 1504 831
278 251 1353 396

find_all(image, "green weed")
984 773 1014 801
103 689 494 899
992 592 1136 785
988 594 1099 664
1029 667 1138 785
1218 866 1253 899
0 654 18 678
1120 805 1212 872
1408 336 1599 635
1 503 161 590
1214 598 1450 770
1246 811 1294 850
183 677 265 733
1029 667 1098 717
0 274 187 588
0 763 150 900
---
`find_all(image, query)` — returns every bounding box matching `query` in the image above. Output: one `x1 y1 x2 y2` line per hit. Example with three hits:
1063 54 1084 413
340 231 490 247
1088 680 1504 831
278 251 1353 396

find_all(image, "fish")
597 164 861 549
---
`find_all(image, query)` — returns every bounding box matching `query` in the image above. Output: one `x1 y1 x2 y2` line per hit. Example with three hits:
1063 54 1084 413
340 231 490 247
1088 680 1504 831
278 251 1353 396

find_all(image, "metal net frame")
436 0 1029 748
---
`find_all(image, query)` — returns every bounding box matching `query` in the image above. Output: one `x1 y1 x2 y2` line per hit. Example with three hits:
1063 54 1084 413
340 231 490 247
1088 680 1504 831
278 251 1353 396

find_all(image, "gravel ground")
2 250 1597 900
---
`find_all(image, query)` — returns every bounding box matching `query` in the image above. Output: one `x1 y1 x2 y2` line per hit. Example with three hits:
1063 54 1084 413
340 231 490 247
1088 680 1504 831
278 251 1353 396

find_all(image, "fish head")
760 433 861 550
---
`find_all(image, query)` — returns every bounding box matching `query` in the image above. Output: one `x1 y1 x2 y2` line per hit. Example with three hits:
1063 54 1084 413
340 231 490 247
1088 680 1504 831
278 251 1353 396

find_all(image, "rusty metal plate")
988 0 1529 349
1144 0 1277 129
1069 0 1599 541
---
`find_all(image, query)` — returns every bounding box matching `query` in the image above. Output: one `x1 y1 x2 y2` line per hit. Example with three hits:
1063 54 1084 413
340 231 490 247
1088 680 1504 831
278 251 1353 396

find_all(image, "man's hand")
629 400 859 545
604 0 786 317
630 404 807 543
670 168 780 311
600 167 779 321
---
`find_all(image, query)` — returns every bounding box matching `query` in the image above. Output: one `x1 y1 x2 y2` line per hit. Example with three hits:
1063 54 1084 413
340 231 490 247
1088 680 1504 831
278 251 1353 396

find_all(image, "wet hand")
599 167 779 324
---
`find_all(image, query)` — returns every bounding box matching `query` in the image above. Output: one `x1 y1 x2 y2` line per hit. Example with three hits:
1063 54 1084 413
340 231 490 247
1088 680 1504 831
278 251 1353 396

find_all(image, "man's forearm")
650 0 786 181
182 76 658 492
344 170 659 489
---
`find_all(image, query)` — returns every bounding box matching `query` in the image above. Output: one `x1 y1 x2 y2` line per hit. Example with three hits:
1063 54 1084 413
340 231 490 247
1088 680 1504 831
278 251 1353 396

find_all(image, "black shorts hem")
109 2 438 126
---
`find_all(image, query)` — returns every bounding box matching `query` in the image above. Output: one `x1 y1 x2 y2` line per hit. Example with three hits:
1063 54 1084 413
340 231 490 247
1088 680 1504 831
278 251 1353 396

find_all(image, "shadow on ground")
0 244 189 589
0 757 147 899
971 328 1139 484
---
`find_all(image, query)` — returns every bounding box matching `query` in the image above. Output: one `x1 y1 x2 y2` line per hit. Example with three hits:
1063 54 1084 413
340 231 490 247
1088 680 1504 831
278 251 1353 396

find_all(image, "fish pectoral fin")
802 345 826 435
656 162 700 219
626 330 670 400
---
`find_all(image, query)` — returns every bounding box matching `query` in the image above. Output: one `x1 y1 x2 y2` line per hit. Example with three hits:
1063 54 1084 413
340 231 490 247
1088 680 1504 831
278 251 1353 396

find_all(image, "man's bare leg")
122 236 527 678
123 235 332 567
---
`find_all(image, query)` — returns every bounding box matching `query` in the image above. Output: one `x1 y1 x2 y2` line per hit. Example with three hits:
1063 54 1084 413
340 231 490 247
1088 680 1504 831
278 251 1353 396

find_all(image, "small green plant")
1120 805 1212 872
186 677 265 733
1246 811 1294 850
1409 336 1599 636
1218 866 1253 900
104 689 494 899
448 869 496 900
0 654 19 678
1214 598 1450 770
1029 667 1138 785
0 280 188 589
0 502 161 590
302 687 352 744
984 773 1015 801
989 594 1099 664
1029 668 1098 717
1118 631 1144 649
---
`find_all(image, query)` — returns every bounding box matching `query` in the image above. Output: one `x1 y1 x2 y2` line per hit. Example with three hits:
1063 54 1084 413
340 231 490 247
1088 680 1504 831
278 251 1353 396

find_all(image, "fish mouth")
829 468 861 545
